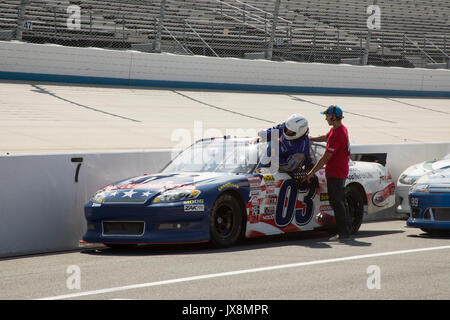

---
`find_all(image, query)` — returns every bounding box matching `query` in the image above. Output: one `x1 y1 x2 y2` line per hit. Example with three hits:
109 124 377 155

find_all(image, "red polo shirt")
325 125 350 178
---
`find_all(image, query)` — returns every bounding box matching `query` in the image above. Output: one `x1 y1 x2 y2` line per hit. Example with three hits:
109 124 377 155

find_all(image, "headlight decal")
153 189 202 203
399 174 418 185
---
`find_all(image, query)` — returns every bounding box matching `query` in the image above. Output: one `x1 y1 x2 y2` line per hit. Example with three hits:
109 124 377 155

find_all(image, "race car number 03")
275 180 315 227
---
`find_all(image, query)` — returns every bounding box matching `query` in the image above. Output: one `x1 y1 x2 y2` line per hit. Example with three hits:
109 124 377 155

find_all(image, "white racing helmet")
283 114 309 140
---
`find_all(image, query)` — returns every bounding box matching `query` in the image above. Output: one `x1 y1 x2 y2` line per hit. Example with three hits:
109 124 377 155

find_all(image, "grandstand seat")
0 0 447 67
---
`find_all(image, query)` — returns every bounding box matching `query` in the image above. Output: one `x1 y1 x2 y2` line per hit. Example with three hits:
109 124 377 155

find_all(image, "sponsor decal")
184 204 205 212
372 182 395 207
347 170 375 181
264 175 275 180
92 203 101 207
249 178 262 196
218 182 239 191
263 175 275 185
319 204 333 212
248 176 261 188
265 185 276 195
320 193 329 201
264 206 276 215
260 214 275 221
265 195 278 205
246 199 260 216
250 196 260 206
183 199 204 204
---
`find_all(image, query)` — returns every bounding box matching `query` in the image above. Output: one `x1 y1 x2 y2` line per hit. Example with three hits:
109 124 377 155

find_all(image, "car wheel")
210 194 244 248
345 186 364 235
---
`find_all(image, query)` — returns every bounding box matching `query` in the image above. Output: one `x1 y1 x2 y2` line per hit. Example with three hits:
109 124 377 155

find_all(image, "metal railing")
404 35 436 63
425 38 450 66
185 21 219 57
162 24 193 55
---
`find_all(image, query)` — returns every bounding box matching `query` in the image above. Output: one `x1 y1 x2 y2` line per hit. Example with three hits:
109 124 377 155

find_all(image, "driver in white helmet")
257 114 311 173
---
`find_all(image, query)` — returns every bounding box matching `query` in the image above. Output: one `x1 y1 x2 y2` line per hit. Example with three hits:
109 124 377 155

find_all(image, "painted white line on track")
38 245 450 300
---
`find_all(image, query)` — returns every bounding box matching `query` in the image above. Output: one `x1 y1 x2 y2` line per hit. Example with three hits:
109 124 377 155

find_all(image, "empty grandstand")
1 0 449 68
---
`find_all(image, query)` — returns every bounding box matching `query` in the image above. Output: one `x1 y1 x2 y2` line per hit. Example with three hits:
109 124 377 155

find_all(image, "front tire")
210 194 244 248
345 186 364 234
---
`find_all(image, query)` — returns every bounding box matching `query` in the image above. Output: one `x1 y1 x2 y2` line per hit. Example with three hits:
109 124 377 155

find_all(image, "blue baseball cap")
321 105 343 118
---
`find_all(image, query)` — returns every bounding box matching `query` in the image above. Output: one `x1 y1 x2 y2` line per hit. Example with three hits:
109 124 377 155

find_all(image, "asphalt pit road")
79 229 403 256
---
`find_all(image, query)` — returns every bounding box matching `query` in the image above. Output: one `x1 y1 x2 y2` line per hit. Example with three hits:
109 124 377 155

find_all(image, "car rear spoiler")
350 153 387 167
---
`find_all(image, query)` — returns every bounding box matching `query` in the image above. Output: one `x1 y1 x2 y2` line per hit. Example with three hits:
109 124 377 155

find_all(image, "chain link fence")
1 0 449 68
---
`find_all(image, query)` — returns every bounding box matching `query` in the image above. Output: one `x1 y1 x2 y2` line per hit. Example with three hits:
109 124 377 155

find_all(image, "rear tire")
210 194 244 248
345 186 364 235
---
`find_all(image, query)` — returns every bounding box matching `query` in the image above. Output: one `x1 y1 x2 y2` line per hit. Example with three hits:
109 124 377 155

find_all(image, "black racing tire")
209 194 244 248
345 186 365 235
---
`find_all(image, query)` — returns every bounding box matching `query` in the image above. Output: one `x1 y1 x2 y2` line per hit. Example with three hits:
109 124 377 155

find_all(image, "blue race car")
408 167 450 234
82 137 396 248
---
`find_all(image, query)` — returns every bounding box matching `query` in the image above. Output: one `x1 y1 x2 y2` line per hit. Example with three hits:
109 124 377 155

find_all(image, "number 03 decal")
275 180 316 227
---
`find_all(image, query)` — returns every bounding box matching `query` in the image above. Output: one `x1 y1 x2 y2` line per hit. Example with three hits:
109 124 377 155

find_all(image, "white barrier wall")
0 150 172 257
0 41 449 96
1 143 450 257
351 142 450 184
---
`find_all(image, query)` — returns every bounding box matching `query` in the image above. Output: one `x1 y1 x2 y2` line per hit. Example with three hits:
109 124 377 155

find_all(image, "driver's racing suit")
258 123 311 172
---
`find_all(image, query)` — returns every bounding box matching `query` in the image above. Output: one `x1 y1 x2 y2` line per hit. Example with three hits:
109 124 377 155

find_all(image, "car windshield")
162 139 327 174
162 139 260 174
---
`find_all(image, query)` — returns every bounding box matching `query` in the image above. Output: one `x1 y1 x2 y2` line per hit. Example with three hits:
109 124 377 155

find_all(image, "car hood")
94 172 233 204
415 168 450 185
402 159 450 177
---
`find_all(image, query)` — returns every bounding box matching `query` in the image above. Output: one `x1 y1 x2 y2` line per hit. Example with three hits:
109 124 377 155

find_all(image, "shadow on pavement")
80 229 404 257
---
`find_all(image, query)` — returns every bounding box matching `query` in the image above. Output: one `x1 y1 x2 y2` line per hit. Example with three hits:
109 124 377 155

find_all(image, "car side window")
310 143 326 164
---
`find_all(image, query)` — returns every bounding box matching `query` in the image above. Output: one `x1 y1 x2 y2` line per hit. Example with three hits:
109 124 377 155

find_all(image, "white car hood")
415 168 450 185
432 159 450 170
402 159 450 177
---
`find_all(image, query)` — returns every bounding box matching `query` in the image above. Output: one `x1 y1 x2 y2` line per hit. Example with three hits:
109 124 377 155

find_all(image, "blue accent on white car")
407 167 450 233
396 154 450 215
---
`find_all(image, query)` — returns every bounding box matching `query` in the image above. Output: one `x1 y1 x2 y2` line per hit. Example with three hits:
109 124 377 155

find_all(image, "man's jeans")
326 177 350 237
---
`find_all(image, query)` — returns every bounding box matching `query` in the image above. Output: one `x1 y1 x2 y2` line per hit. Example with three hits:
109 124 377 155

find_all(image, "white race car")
396 153 450 216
